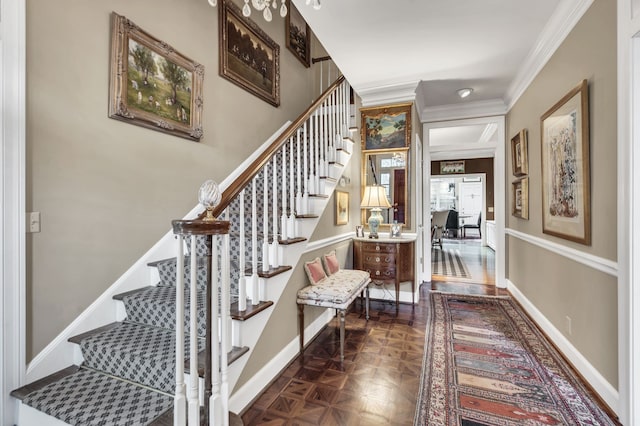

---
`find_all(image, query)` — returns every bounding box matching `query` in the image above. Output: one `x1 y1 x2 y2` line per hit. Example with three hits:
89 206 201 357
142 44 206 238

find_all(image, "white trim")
304 232 354 253
617 0 640 423
357 80 418 107
228 308 335 414
24 122 293 383
418 99 507 123
505 0 595 109
1 0 27 425
506 228 618 277
507 279 619 414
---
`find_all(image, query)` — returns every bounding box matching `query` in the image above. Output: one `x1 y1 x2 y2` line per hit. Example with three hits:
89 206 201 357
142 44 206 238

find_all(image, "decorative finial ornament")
198 179 222 221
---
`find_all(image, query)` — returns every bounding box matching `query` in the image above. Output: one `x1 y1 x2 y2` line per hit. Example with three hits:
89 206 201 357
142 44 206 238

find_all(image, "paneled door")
459 181 482 226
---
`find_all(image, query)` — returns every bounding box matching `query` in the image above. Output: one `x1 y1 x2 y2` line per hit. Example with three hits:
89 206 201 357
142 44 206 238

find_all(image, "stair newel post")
207 234 219 426
238 189 247 312
280 147 288 240
296 128 302 216
250 178 259 305
188 236 199 425
174 235 187 426
288 138 297 237
270 156 280 268
262 166 270 273
302 121 310 214
220 231 231 426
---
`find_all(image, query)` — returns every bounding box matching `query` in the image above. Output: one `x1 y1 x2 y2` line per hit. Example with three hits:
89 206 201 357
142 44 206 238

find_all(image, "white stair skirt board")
19 402 71 426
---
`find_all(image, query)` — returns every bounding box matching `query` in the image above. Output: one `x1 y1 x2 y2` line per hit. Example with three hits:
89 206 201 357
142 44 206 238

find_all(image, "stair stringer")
228 146 352 400
23 122 292 385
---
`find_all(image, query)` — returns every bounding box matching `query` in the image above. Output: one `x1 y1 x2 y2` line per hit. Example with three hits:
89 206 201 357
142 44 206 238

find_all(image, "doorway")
420 116 506 289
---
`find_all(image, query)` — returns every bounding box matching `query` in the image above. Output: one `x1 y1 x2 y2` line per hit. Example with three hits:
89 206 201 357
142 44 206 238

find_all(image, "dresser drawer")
362 253 395 265
363 266 396 282
360 242 396 254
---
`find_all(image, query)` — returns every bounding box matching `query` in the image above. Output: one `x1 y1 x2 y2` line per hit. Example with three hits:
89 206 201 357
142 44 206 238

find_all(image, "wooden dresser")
353 236 415 309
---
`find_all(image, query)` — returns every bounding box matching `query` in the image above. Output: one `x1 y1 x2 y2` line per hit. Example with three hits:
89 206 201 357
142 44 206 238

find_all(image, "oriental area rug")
414 292 617 425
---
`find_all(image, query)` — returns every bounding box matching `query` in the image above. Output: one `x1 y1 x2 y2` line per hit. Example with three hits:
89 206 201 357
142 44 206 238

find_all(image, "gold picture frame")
108 12 204 141
512 177 529 220
440 160 465 174
219 0 280 107
335 191 349 225
361 103 412 151
540 80 591 245
285 0 311 67
511 129 528 177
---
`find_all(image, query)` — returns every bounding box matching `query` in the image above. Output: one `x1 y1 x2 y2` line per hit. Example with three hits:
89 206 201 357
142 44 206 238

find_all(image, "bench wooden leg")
298 304 304 354
339 309 345 362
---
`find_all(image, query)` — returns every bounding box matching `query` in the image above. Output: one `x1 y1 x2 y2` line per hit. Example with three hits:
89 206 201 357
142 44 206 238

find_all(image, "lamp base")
368 208 383 239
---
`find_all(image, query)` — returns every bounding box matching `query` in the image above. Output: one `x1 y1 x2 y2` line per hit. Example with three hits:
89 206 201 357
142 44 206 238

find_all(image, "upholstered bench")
297 253 371 362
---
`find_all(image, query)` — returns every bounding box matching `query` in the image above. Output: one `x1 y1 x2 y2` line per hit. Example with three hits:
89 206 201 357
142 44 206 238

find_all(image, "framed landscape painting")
219 0 280 107
109 12 204 141
285 0 311 67
540 80 591 245
335 191 349 225
361 103 412 151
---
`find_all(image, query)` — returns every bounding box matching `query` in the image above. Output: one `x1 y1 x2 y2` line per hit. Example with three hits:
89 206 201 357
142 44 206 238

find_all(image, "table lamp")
360 185 391 238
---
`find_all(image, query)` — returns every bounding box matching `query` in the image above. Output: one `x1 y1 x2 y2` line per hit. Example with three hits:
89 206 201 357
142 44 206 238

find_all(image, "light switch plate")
28 212 41 233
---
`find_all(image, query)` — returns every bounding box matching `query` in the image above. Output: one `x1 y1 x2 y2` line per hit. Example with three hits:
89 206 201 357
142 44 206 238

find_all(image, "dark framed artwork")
285 0 310 67
109 12 204 141
361 103 412 151
511 129 528 177
512 177 529 220
440 160 465 174
540 79 590 245
219 0 280 107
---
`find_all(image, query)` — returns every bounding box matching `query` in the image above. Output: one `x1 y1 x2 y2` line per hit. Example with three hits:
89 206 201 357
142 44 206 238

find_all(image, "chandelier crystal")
208 0 319 22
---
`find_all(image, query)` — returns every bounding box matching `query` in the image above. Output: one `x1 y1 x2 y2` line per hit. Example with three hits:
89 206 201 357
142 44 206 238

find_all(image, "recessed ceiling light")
457 88 473 99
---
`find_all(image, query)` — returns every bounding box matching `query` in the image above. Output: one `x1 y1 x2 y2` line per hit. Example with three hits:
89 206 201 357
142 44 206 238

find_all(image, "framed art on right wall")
511 129 528 176
540 79 591 245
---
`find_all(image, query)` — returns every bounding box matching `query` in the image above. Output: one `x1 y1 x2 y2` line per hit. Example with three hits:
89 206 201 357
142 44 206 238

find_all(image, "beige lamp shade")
360 185 392 209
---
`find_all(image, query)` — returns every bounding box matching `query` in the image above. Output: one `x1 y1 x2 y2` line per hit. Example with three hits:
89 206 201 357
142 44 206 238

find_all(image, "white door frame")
421 116 506 288
1 0 27 424
616 0 638 423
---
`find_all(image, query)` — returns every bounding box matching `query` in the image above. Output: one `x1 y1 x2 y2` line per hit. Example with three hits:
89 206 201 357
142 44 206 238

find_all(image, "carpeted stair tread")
80 321 203 394
22 367 172 426
121 285 207 336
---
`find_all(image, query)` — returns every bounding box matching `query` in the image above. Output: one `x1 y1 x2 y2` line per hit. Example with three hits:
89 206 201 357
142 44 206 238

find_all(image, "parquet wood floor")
241 282 504 425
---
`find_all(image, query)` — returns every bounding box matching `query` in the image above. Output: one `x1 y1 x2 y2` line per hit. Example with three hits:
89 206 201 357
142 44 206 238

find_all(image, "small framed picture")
335 191 349 225
440 160 465 174
355 225 364 238
512 177 529 220
511 129 528 177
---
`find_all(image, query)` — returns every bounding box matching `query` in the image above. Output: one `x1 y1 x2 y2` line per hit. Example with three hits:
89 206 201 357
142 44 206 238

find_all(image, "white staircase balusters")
187 236 199 425
295 129 303 216
238 190 247 311
308 111 316 196
250 179 259 305
319 99 326 184
280 147 288 240
174 235 187 426
302 121 310 214
270 156 280 267
288 138 297 237
262 165 270 273
210 234 222 426
329 91 336 164
314 109 321 194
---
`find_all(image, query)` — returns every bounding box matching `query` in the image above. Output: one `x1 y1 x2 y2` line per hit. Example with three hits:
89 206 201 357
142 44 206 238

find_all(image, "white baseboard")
506 279 619 414
228 308 334 414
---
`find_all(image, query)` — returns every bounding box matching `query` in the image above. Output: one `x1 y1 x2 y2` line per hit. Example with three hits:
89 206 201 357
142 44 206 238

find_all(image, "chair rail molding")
505 228 617 277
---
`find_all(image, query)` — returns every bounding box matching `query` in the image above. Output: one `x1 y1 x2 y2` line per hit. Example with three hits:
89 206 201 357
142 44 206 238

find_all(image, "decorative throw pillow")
304 257 327 285
322 250 340 275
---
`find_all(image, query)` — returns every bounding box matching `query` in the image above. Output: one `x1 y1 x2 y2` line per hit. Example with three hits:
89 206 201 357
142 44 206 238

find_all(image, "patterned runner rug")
431 248 470 278
414 292 616 425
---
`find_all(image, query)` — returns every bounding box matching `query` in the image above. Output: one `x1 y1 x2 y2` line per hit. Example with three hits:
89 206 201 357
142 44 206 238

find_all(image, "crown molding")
357 80 418 107
504 0 595 109
418 98 507 123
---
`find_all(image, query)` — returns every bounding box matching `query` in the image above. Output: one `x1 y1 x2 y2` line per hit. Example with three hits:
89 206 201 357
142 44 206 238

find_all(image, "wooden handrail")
204 75 346 219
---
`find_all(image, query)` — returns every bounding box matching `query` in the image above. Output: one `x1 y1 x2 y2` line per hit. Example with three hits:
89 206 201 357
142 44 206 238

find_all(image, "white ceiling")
293 0 592 123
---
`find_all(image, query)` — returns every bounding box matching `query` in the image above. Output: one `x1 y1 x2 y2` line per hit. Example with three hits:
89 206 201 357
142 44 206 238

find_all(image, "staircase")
11 76 355 425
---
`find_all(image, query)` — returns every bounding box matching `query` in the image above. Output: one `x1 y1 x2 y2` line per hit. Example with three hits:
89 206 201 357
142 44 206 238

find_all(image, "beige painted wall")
25 0 322 359
506 0 617 386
